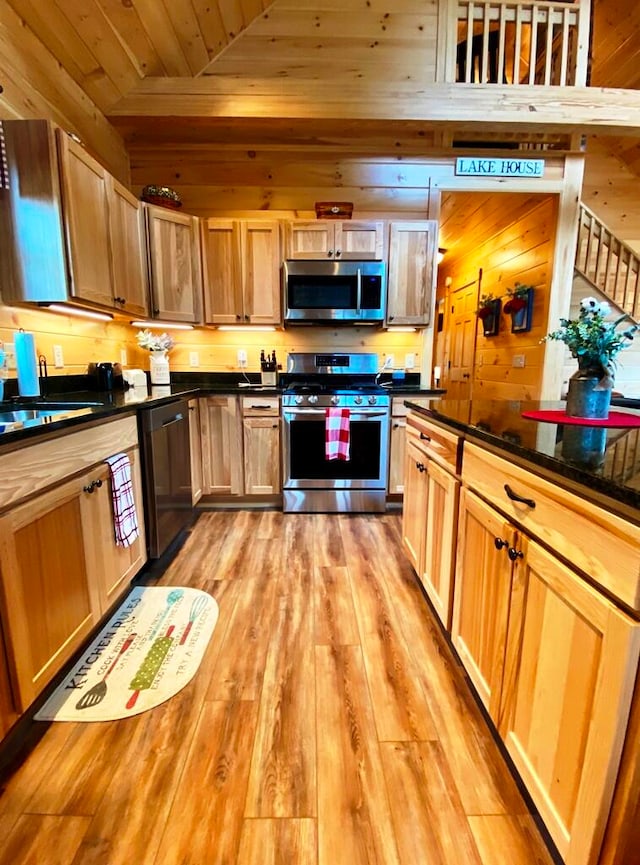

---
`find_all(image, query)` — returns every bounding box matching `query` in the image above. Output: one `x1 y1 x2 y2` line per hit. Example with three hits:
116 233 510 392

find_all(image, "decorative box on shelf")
314 201 353 219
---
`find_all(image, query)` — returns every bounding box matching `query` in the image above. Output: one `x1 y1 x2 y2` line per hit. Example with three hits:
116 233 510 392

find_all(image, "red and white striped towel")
105 453 140 548
325 408 350 461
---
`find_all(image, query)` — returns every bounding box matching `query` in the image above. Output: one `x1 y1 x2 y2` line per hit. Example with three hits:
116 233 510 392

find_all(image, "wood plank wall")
437 192 557 402
582 138 640 256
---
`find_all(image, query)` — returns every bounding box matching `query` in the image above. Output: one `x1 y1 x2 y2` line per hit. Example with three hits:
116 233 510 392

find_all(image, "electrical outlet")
385 354 395 369
53 345 64 368
120 349 128 366
4 344 15 370
189 351 199 368
237 349 247 368
405 353 415 370
512 354 526 368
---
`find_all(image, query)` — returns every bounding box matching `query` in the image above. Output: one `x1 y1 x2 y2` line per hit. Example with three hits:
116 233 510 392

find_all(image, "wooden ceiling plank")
276 0 437 10
95 0 166 77
53 0 140 97
243 9 437 40
131 0 192 76
160 0 210 76
216 0 246 40
4 0 121 112
190 0 229 58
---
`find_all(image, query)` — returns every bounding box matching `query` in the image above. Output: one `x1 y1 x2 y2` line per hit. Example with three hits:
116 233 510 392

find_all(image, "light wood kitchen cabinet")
0 416 146 712
202 219 281 325
188 398 203 506
0 620 18 738
56 128 114 309
386 220 438 326
146 204 202 323
241 397 281 495
107 178 149 317
286 220 385 260
199 396 243 495
389 396 435 495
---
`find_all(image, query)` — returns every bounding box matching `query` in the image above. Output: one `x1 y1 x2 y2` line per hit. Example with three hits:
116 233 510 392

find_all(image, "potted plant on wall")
503 283 534 333
476 293 501 337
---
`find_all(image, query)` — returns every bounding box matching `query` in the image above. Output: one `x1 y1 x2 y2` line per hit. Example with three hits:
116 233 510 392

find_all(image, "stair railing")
452 0 590 86
603 427 640 486
575 202 640 321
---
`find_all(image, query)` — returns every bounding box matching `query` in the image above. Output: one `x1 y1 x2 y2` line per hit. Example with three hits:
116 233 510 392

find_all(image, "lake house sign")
455 157 544 178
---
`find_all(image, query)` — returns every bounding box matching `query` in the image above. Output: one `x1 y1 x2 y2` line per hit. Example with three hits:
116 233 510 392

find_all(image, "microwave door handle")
356 267 362 314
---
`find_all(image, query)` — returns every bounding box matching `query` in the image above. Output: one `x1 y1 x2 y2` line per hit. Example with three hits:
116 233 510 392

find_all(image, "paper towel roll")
15 331 40 397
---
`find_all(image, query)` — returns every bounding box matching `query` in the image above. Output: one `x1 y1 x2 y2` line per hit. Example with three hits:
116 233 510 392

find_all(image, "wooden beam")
108 81 640 136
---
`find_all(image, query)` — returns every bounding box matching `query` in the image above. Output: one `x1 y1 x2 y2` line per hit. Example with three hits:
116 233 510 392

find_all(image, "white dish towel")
105 453 140 548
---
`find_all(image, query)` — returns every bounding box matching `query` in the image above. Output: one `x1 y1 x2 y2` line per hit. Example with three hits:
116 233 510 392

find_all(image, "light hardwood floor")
0 511 559 865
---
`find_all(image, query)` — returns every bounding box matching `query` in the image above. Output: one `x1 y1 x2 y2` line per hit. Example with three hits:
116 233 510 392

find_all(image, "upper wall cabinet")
145 205 202 323
286 220 385 260
107 179 149 318
202 219 281 325
386 220 438 326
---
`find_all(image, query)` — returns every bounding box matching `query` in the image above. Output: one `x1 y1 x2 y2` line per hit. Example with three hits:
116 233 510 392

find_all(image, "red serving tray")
521 409 640 428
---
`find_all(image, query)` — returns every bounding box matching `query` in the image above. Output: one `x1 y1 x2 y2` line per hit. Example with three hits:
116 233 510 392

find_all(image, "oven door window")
288 417 382 480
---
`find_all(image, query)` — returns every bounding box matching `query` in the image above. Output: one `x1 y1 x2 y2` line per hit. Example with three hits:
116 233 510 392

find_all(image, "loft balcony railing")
443 0 590 86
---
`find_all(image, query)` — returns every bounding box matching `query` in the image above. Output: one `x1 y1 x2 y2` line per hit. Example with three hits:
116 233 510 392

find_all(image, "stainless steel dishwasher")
139 398 193 558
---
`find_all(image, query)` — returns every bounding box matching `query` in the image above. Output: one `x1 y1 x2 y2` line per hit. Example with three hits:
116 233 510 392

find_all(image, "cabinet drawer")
392 397 433 418
0 415 139 511
241 397 279 416
406 413 461 474
463 441 640 612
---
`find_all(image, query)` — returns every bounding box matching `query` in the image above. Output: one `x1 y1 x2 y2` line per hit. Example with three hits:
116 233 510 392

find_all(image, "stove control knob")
308 394 319 405
331 395 340 406
354 395 364 405
295 395 305 405
368 395 377 405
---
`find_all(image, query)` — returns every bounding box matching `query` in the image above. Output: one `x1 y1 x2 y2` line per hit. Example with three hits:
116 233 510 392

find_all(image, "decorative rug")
35 586 218 722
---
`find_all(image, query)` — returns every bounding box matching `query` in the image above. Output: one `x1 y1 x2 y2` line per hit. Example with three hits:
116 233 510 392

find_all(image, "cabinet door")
202 219 244 324
422 458 459 631
387 220 437 326
452 488 515 721
146 205 202 322
335 221 385 259
402 438 429 573
82 448 146 616
56 129 114 308
286 221 334 259
0 474 98 710
243 416 281 495
189 399 203 506
108 178 149 317
388 416 407 495
200 396 243 495
242 221 282 324
500 539 640 865
0 619 18 737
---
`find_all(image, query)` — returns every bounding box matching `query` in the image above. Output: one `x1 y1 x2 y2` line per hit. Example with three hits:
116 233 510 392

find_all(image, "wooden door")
335 221 385 259
188 399 204 506
388 415 407 495
243 416 281 495
108 178 149 317
451 488 515 721
445 281 478 400
199 396 243 495
242 221 282 324
499 539 640 865
422 459 459 631
286 221 334 259
56 129 114 308
386 221 437 325
0 474 98 709
202 219 243 324
82 448 146 617
401 438 429 574
146 205 201 322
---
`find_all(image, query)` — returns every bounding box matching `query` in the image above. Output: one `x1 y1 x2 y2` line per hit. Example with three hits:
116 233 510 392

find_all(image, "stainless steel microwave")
283 260 386 324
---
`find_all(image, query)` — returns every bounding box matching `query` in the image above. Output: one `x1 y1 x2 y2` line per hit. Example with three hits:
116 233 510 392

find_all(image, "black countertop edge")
405 399 640 515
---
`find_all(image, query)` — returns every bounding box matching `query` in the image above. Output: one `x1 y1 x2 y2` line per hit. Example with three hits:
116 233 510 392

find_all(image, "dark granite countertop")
405 398 640 515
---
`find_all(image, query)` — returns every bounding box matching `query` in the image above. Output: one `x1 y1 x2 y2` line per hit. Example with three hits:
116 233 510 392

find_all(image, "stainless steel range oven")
281 352 390 513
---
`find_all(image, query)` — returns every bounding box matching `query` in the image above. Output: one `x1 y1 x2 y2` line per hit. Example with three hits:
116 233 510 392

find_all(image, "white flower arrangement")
136 329 175 353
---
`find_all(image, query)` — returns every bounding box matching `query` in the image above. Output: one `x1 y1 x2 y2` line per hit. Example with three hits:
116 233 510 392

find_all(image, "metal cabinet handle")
83 478 103 494
504 484 536 509
415 462 426 473
508 547 524 561
251 404 272 410
420 432 431 441
494 538 508 550
327 250 333 257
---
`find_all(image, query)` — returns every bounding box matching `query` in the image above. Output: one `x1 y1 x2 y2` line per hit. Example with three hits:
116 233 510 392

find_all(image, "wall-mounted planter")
477 298 501 337
503 287 534 333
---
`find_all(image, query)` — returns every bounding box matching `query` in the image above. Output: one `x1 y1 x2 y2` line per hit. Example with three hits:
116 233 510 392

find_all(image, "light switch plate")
189 351 199 367
4 344 15 370
53 345 64 368
120 349 128 366
405 353 415 370
512 354 526 368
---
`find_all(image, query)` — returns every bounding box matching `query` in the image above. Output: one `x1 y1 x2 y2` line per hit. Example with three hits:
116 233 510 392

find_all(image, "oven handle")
283 408 389 419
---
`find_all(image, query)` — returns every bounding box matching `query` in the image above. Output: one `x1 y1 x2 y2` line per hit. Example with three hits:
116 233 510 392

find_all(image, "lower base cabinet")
199 396 243 495
241 397 281 495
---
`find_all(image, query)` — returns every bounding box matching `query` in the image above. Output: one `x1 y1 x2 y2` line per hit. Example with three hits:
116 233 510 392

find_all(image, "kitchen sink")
0 409 73 423
0 399 102 410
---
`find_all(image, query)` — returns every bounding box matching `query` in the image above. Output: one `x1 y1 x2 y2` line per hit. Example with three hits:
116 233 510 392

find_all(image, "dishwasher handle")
162 411 184 427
